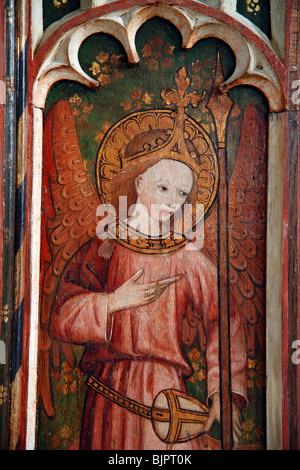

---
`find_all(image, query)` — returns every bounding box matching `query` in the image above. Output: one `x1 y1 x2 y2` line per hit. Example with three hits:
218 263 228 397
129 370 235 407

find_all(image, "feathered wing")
185 104 267 359
39 100 101 418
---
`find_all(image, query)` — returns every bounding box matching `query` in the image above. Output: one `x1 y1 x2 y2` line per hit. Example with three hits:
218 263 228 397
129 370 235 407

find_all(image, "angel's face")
135 159 193 222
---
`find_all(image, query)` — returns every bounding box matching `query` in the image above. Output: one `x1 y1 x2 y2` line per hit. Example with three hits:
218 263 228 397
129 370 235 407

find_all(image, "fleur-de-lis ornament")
161 67 205 115
157 67 206 165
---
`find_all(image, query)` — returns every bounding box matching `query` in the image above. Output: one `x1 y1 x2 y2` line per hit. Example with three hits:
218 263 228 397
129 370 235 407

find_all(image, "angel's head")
110 127 198 222
109 158 198 240
134 159 193 222
112 160 198 218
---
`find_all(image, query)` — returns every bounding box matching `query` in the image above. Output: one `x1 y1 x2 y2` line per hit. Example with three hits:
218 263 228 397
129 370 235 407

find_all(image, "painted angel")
39 67 267 450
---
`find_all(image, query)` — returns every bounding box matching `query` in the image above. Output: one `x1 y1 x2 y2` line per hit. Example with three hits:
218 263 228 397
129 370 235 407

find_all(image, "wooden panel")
36 20 269 450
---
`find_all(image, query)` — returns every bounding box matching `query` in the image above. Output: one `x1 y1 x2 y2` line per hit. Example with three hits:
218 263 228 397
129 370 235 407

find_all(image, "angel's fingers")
142 275 183 291
144 288 155 298
146 295 156 303
232 429 242 449
145 281 178 300
233 422 243 443
127 269 144 284
159 286 167 296
158 275 183 287
143 284 164 301
234 420 244 433
141 276 182 302
233 411 244 429
203 415 214 434
233 422 243 436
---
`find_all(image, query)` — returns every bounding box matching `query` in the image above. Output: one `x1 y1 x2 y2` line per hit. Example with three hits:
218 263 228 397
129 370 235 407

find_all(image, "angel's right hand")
107 269 182 314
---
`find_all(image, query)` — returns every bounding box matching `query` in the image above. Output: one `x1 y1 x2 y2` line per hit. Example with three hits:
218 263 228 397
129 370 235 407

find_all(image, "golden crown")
121 67 206 175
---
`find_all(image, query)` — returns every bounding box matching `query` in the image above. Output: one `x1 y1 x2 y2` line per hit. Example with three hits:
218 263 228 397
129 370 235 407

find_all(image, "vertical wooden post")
9 0 29 450
282 0 300 450
0 3 5 332
207 52 234 450
1 0 17 451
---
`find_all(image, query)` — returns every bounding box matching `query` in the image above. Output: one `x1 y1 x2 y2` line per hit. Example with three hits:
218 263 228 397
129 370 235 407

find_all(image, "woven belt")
87 375 170 422
87 375 208 445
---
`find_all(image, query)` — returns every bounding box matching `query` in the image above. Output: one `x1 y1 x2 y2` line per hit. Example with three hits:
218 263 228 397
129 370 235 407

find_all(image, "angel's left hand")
203 392 244 449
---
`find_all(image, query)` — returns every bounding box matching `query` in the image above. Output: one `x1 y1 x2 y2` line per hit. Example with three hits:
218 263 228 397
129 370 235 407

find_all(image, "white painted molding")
26 106 44 450
32 3 284 111
33 14 140 108
0 80 5 105
192 0 223 9
31 0 43 57
183 15 250 84
126 4 195 61
266 112 285 451
270 0 287 61
33 1 287 62
221 0 237 14
81 0 118 8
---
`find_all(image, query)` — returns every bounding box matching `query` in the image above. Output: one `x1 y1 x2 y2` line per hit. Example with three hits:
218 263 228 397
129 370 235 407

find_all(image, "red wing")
40 100 101 417
202 104 268 358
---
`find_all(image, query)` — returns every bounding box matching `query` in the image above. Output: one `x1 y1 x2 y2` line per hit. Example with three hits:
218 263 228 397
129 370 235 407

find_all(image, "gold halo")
95 108 218 254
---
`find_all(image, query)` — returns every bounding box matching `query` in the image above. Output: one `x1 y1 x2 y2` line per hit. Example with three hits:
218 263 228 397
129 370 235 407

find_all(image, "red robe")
50 237 248 450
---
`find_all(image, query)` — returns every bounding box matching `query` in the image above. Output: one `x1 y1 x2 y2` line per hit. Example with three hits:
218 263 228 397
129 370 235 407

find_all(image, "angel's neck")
126 200 166 237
